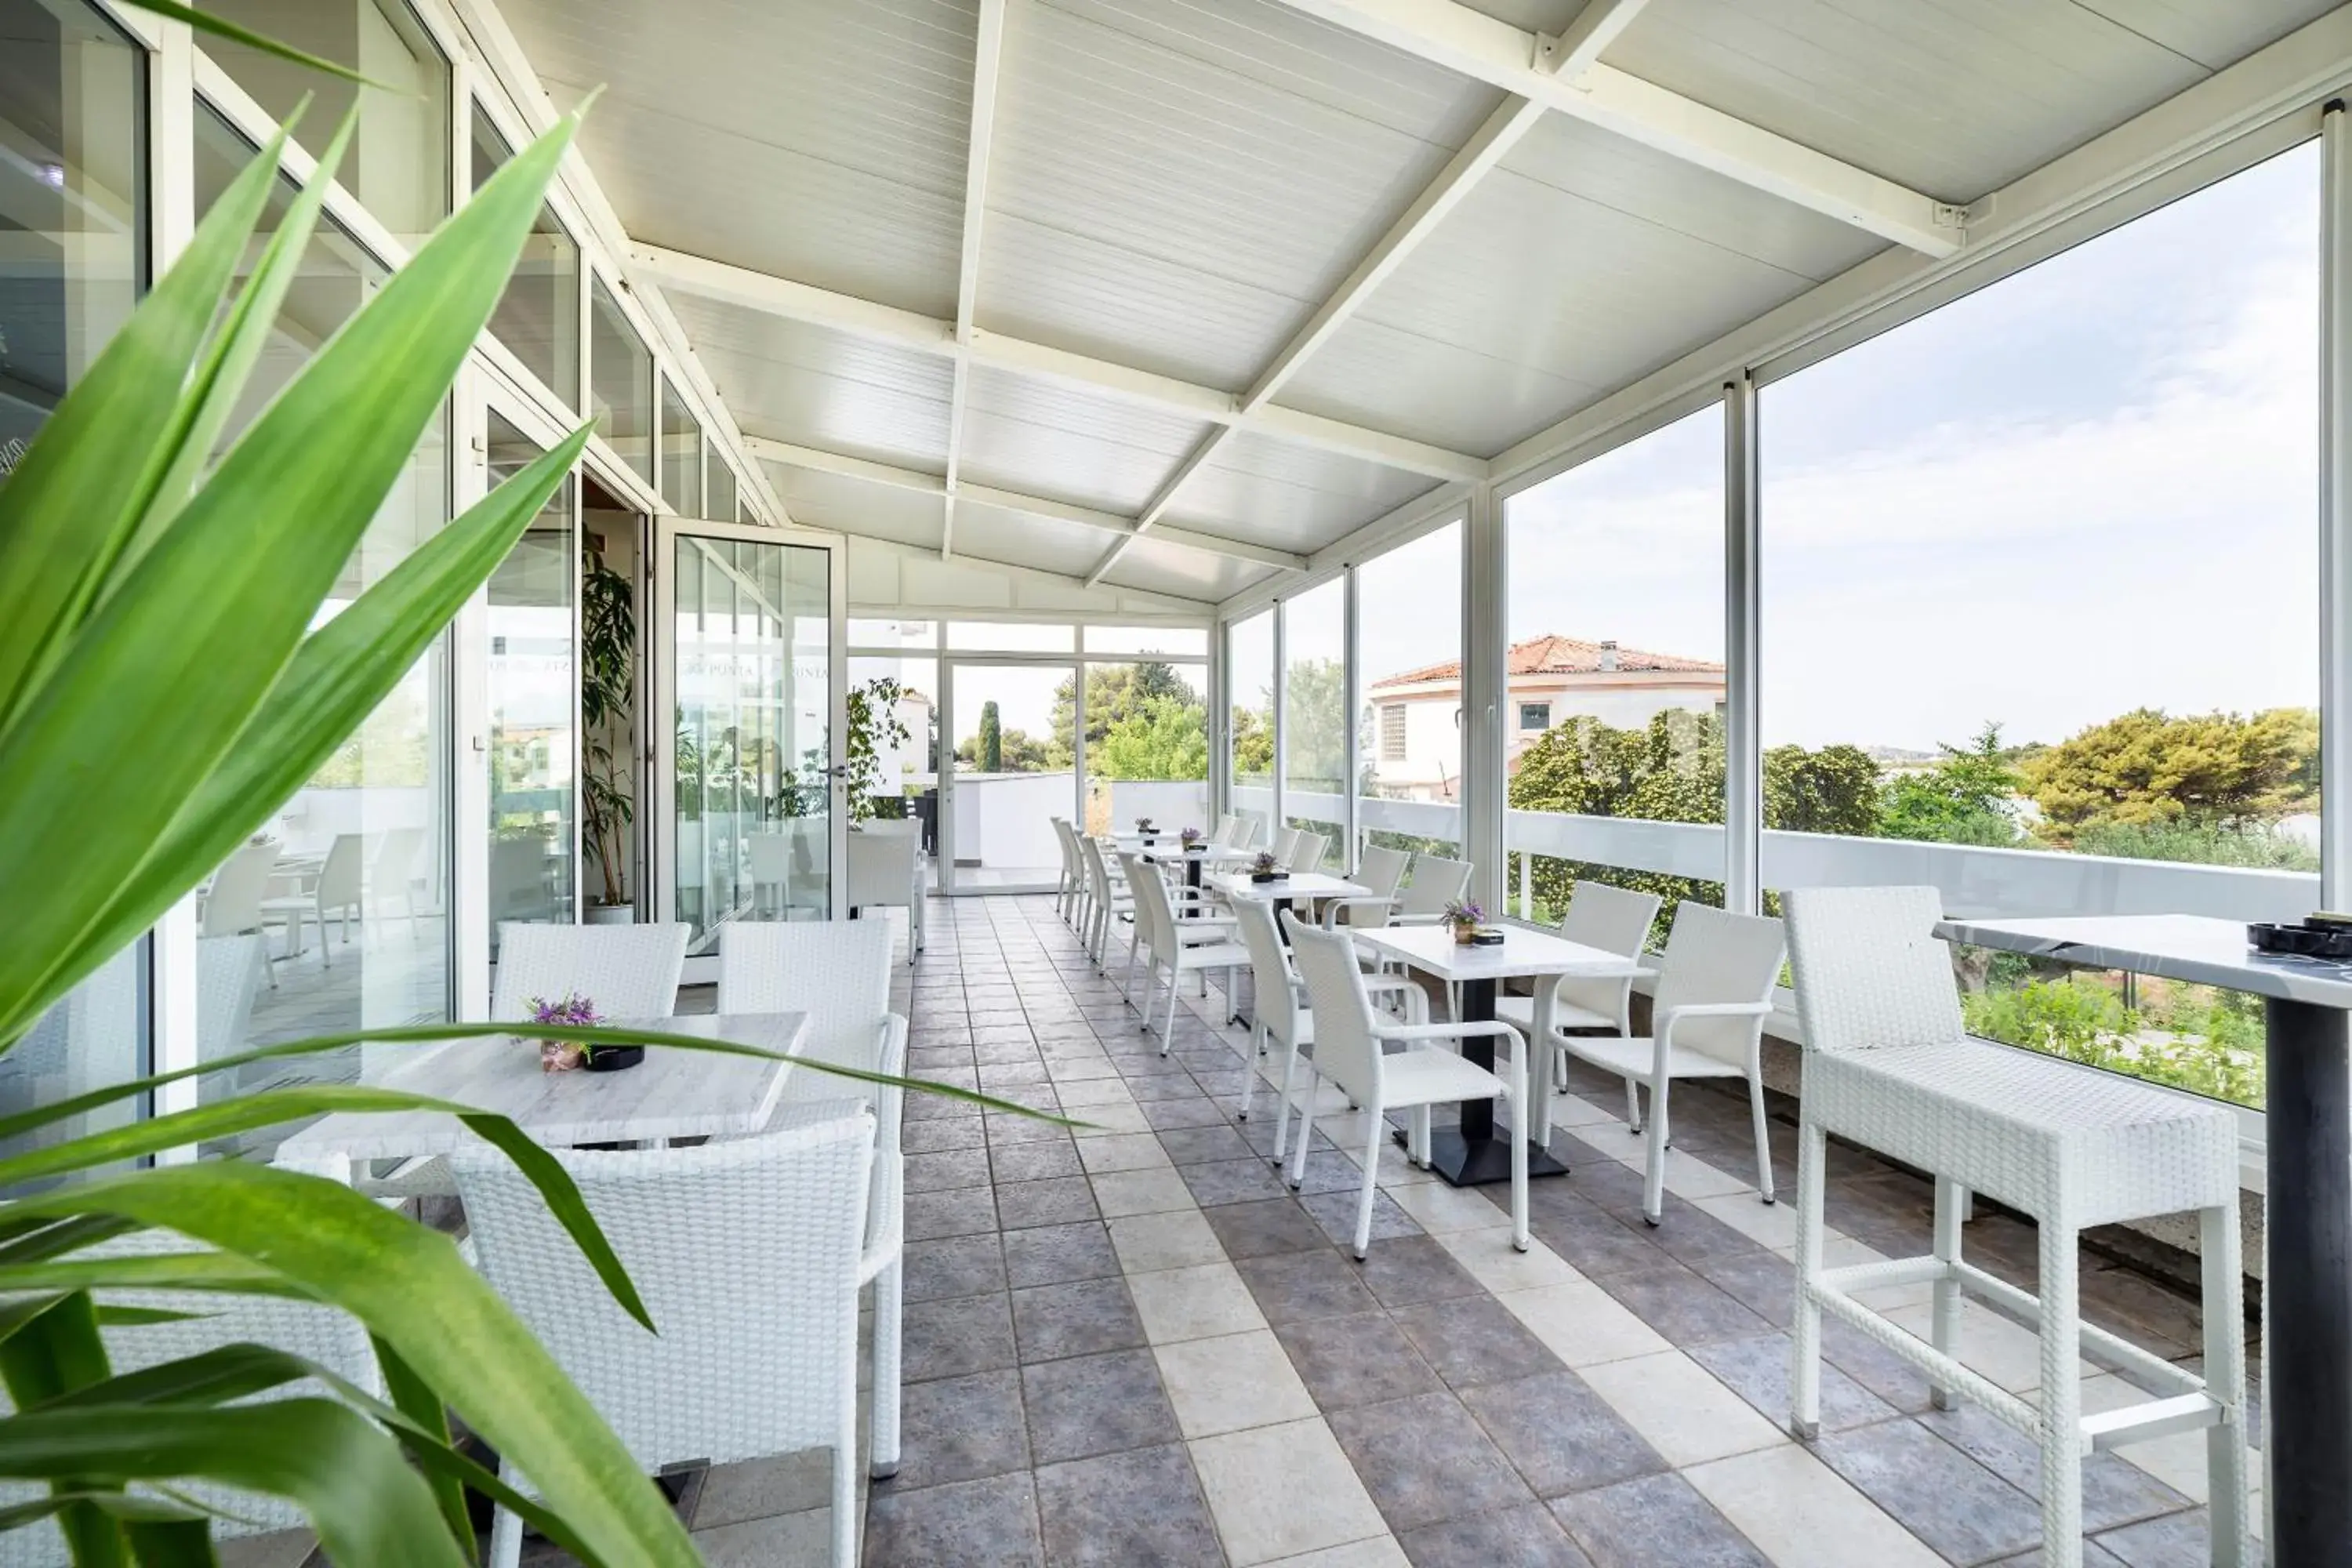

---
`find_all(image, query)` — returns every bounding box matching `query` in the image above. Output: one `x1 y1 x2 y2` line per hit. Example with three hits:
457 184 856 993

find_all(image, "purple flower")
528 993 604 1029
1444 899 1483 925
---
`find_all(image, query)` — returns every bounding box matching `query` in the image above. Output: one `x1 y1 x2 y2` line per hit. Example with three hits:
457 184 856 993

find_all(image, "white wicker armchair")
457 1111 877 1568
1783 886 2249 1568
0 1229 385 1567
489 921 688 1023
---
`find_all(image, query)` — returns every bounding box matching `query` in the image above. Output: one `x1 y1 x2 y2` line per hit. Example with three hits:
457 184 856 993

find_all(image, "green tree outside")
978 699 1002 772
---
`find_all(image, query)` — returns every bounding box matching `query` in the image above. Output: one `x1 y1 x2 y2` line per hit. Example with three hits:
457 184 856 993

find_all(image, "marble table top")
1351 923 1652 982
1205 870 1372 902
278 1011 809 1162
1936 913 2352 1008
1131 840 1255 862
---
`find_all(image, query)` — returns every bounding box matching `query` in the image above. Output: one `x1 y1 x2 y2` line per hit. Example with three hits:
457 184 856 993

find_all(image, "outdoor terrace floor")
390 891 2251 1568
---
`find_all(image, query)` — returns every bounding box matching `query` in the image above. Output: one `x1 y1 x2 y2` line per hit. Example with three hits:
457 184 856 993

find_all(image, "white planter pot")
585 902 637 926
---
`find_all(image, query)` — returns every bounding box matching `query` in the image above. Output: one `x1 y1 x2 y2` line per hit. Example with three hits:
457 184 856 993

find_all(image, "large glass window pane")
1227 611 1275 840
0 0 143 487
1504 405 1726 938
197 0 448 239
194 108 452 1150
659 373 702 517
1356 521 1463 863
590 274 651 483
850 652 938 880
471 103 577 405
486 412 575 941
1282 581 1346 849
0 0 147 1179
708 453 739 525
1081 662 1209 837
1761 146 2320 1108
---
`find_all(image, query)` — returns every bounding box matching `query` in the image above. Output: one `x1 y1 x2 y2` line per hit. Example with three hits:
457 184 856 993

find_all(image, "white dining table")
277 1011 810 1181
1349 924 1650 1187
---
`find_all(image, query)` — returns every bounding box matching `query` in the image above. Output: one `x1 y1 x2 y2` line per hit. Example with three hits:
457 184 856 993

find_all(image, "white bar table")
1350 924 1641 1187
278 1011 809 1180
1936 912 2348 1562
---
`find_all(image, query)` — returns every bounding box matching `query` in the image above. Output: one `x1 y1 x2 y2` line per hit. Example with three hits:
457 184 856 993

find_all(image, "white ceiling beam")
942 0 1008 561
629 243 1487 481
1258 0 1964 256
1534 0 1651 83
743 436 1310 572
1083 89 1546 586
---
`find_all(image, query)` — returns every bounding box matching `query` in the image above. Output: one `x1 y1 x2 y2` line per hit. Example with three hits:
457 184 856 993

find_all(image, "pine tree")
978 699 1002 772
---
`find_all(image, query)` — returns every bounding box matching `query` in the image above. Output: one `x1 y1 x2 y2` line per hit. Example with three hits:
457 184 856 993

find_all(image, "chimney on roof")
1598 640 1619 673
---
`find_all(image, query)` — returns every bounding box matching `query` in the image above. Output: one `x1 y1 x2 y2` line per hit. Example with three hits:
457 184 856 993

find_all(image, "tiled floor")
851 894 2252 1568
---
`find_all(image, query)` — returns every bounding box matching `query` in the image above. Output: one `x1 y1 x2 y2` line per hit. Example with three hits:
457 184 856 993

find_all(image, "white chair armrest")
1651 1000 1773 1071
1321 896 1395 928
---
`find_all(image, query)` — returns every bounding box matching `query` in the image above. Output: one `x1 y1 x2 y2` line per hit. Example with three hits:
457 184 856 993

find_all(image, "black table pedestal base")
2265 995 2352 1566
1384 971 1568 1189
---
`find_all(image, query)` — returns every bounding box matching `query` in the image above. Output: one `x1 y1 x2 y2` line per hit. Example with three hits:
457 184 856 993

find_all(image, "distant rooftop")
1370 634 1726 691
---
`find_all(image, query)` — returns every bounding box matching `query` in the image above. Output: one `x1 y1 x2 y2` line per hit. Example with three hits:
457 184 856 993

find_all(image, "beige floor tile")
1091 1166 1197 1218
1883 1299 2094 1393
1693 1191 1800 1250
1685 1443 1941 1567
1433 1225 1582 1294
1109 1208 1226 1272
1054 1076 1139 1109
1548 1091 1621 1128
1156 1327 1316 1436
1579 1349 1791 1467
1131 1261 1268 1344
1076 1130 1172 1172
1663 1149 1766 1203
1497 1280 1671 1368
1069 1101 1153 1137
1385 1175 1512 1234
1192 1417 1388 1566
1259 1536 1410 1567
692 1508 835 1567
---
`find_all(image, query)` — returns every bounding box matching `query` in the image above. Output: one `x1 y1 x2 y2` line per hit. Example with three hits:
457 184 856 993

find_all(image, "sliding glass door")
942 660 1080 894
654 517 844 971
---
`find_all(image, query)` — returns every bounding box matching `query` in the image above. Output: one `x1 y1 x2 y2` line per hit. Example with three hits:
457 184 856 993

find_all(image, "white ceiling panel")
1273 317 1599 459
946 500 1119 579
975 0 1503 388
502 0 974 314
1602 0 2217 201
2074 0 2342 71
765 465 945 553
674 296 953 472
1102 535 1284 602
956 367 1214 515
1164 432 1436 552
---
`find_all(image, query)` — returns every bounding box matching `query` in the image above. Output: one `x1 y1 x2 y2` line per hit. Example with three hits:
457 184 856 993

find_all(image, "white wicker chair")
1119 851 1247 1048
490 921 688 1022
459 1111 877 1568
1327 844 1409 928
716 921 906 1475
1494 881 1658 1098
1283 913 1532 1259
1076 836 1134 967
1050 816 1085 925
1783 886 2249 1568
1230 895 1424 1160
846 827 924 958
1289 831 1329 876
1211 814 1243 847
1269 826 1304 869
0 1228 386 1566
1552 901 1780 1226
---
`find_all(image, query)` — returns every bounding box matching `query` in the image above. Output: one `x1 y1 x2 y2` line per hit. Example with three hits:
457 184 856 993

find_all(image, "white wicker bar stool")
1783 886 2250 1568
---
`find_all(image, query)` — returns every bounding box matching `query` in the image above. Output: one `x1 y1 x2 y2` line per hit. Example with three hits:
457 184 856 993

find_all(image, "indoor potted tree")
581 541 635 923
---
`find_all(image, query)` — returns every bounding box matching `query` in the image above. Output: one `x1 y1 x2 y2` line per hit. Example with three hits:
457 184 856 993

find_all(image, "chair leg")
1239 1020 1265 1121
488 1462 524 1568
832 1433 858 1568
1748 1072 1777 1204
1789 1116 1828 1440
2035 1218 2085 1568
2199 1202 2252 1568
1929 1177 1965 1411
1271 1044 1299 1163
1290 1087 1318 1189
1640 1075 1671 1226
1351 1107 1385 1261
1624 1077 1642 1134
1508 1090 1530 1252
1160 968 1180 1054
869 1254 902 1481
1412 1104 1431 1168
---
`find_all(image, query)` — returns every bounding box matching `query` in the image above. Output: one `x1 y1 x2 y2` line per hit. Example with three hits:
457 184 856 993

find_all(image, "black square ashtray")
2249 918 2352 959
1250 871 1288 883
1468 929 1506 946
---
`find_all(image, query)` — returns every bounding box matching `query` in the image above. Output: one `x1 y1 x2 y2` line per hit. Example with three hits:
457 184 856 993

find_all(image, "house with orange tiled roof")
1361 634 1726 800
